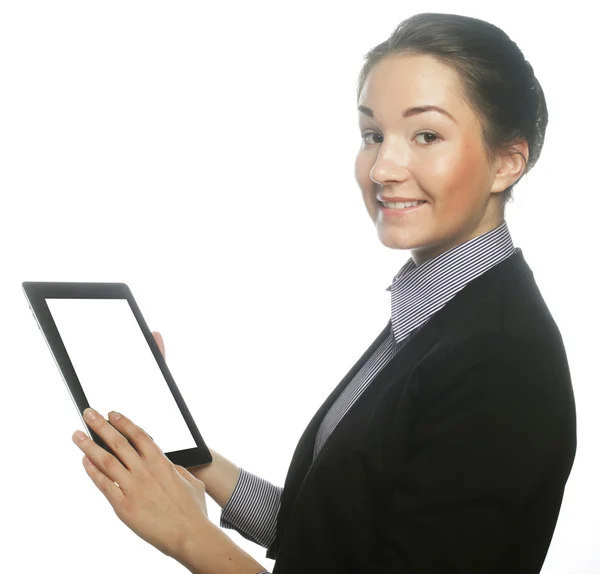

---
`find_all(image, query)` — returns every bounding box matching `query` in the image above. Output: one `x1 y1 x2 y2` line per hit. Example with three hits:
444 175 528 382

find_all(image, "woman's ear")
491 138 529 193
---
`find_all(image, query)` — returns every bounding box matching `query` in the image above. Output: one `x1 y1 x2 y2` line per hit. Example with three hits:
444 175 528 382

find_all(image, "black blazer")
267 248 577 574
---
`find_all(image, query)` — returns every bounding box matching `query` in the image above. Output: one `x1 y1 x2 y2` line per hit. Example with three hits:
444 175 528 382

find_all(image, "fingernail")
84 408 96 421
73 430 86 442
109 411 122 421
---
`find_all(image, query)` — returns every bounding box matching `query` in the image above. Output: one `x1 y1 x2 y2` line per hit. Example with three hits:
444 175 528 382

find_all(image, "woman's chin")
376 229 420 250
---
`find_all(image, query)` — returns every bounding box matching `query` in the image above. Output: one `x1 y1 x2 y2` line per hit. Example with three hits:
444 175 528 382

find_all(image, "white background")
1 1 597 573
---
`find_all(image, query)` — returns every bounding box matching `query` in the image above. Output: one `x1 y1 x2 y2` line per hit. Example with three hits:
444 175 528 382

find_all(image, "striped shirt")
221 220 516 571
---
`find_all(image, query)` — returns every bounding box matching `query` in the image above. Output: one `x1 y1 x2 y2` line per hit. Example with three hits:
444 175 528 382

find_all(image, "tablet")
22 282 212 467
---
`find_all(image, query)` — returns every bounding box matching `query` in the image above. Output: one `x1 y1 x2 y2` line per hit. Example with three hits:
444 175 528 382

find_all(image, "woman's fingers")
72 409 133 496
74 408 159 481
80 454 124 503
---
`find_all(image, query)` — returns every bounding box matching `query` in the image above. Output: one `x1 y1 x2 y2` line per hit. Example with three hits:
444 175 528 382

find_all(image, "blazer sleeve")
375 332 576 574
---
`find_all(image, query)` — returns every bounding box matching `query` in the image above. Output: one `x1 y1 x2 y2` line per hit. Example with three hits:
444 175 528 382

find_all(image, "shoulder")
416 332 572 416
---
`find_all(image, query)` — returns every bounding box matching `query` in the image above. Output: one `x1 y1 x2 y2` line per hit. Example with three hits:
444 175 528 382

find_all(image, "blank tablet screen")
46 297 196 454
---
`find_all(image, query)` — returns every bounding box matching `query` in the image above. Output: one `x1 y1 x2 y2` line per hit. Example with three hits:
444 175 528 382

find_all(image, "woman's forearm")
187 448 241 509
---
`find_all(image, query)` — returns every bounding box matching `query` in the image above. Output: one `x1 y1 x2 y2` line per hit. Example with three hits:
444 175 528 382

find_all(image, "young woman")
73 12 577 574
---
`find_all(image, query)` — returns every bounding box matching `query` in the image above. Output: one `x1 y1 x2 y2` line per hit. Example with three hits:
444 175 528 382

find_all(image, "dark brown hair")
357 13 548 205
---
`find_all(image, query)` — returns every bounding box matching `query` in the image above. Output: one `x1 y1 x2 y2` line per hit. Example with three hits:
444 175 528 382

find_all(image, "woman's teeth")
381 200 426 209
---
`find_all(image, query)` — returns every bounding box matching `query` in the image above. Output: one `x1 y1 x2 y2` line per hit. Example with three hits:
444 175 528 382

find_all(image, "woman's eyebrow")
358 104 457 123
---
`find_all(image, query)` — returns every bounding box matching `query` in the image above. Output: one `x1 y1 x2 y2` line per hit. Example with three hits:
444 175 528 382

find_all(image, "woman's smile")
378 199 429 216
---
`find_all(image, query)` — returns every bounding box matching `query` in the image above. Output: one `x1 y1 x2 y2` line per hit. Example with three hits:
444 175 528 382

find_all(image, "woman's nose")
370 152 411 185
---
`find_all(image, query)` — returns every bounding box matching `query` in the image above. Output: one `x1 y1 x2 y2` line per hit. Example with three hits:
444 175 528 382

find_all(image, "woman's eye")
414 131 439 144
361 131 382 145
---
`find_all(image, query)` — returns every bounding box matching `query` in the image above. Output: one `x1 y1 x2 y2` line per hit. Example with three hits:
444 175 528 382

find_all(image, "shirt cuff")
220 468 281 549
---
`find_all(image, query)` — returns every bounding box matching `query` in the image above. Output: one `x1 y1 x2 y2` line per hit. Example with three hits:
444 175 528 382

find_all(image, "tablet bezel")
22 281 212 468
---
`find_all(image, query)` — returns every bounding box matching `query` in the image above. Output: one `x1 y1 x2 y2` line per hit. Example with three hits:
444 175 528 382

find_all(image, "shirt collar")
386 220 516 344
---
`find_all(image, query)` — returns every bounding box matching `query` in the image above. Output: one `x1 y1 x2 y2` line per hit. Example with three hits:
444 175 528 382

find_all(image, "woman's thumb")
152 331 165 359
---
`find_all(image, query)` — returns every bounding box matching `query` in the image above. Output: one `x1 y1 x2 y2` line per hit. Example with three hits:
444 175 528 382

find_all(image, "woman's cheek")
418 145 474 201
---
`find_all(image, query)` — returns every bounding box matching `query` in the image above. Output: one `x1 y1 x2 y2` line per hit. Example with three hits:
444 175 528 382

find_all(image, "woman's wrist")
176 519 267 574
187 448 242 509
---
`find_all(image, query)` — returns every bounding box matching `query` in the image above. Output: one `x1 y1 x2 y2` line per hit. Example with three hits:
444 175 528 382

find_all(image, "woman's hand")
72 407 209 561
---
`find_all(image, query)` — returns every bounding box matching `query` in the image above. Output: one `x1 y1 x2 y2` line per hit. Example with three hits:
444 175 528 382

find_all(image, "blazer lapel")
267 319 392 559
267 312 448 559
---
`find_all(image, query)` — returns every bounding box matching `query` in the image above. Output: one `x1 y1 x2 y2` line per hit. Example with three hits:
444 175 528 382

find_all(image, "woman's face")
355 53 524 266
